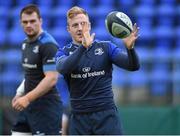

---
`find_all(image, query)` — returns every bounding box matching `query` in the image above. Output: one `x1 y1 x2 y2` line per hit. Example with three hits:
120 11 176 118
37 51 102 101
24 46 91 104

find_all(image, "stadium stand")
1 0 180 134
0 0 180 111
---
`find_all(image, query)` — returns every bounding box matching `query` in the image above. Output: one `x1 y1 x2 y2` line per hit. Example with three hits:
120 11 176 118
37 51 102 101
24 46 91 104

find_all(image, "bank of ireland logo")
94 48 104 55
33 46 39 53
82 67 91 72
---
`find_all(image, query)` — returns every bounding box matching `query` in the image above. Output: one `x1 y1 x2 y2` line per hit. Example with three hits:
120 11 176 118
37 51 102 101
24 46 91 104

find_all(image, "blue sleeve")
55 46 86 74
108 42 140 71
40 43 58 72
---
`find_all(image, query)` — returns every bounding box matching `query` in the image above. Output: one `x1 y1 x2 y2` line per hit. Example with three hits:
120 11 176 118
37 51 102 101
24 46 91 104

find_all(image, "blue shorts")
69 108 123 135
12 96 63 135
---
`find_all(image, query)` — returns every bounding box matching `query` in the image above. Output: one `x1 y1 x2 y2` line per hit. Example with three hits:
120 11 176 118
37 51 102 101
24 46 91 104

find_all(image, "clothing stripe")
43 64 56 71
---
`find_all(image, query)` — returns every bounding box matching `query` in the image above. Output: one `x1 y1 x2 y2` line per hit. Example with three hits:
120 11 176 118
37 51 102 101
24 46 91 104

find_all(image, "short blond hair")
67 6 89 24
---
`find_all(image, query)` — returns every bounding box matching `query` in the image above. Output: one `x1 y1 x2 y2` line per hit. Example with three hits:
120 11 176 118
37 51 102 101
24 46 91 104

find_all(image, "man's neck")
72 40 82 46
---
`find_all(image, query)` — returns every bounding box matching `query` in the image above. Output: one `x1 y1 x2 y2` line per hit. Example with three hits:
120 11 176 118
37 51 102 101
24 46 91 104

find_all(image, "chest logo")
33 46 39 53
94 48 104 55
82 67 91 72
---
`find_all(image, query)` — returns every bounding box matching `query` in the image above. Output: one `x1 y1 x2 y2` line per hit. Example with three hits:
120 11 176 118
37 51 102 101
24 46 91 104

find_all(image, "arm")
25 71 58 102
56 46 86 74
111 47 140 71
110 23 140 71
13 71 59 111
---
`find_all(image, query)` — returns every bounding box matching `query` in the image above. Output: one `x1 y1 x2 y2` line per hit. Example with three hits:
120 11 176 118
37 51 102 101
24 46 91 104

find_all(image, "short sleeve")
40 43 58 72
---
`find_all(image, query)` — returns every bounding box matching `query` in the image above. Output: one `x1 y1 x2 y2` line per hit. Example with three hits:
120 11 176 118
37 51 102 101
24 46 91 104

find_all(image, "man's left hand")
122 23 139 49
12 96 30 111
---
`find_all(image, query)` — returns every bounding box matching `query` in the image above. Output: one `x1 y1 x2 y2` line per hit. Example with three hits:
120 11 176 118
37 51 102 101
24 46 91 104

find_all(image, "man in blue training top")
11 4 62 135
56 6 140 135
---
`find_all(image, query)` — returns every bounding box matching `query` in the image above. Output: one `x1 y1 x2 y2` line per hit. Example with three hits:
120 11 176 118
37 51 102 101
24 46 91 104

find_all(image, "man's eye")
72 24 78 27
22 21 27 24
30 20 36 23
81 22 85 25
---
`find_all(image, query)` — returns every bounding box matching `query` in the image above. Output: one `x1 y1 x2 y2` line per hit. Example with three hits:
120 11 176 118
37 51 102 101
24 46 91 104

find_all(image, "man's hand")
12 95 30 111
82 22 95 48
122 23 139 49
12 95 21 107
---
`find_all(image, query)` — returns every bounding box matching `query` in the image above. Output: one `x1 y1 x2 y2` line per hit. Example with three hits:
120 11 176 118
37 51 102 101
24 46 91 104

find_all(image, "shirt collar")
26 31 45 43
71 40 97 49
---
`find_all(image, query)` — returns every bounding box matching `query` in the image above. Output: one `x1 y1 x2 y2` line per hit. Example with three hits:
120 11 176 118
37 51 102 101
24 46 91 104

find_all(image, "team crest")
33 46 39 53
94 48 104 55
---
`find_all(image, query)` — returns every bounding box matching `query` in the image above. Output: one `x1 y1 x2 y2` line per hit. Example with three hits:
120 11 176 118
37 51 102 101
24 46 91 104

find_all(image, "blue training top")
22 31 59 97
55 40 140 113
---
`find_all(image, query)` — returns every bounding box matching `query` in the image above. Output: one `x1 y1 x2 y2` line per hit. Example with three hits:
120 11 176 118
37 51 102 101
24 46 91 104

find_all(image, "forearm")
25 73 58 102
56 46 86 74
113 48 140 71
126 48 140 70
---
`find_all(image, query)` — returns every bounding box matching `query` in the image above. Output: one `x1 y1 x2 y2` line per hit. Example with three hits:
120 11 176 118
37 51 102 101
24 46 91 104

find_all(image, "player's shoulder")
62 43 72 49
22 37 28 44
62 43 75 52
38 31 58 46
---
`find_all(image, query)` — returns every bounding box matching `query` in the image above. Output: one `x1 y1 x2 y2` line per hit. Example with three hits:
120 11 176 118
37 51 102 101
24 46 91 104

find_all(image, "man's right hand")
82 22 95 48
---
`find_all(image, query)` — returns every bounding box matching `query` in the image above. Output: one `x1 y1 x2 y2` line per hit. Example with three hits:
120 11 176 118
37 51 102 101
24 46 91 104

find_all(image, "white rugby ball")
105 11 133 39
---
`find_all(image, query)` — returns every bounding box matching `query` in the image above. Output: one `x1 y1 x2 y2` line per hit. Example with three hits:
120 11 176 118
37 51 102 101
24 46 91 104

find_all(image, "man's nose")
26 22 31 27
78 24 83 30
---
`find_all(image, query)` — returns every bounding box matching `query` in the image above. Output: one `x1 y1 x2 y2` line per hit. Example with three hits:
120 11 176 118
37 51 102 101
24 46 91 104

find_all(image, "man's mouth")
26 28 33 32
77 33 83 38
77 32 82 36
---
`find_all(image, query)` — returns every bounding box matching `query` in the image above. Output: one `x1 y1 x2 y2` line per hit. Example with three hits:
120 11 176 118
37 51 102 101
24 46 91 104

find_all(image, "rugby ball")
105 11 133 39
